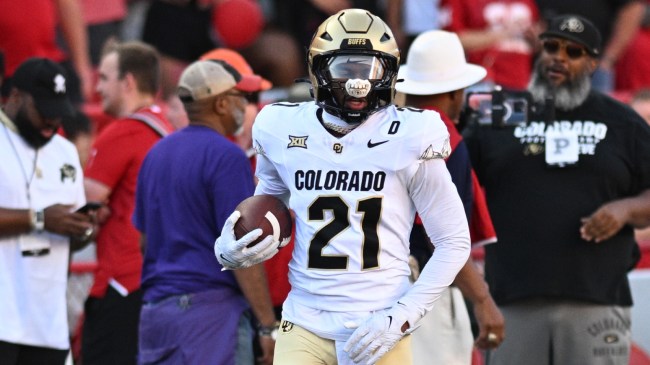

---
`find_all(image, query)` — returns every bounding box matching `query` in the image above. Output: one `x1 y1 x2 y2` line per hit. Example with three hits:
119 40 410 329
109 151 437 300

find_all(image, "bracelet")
258 321 280 340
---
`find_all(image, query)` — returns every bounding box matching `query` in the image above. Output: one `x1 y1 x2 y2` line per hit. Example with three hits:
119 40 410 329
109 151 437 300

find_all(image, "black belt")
22 248 50 257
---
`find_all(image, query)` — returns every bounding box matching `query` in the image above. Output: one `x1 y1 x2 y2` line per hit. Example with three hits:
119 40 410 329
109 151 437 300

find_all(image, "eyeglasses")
541 39 588 60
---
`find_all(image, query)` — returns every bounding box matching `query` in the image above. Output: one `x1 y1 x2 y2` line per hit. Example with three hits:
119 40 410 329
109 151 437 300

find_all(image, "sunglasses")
541 39 588 59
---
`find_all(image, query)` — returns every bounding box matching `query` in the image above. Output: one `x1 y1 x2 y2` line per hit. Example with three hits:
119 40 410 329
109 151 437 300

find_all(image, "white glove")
214 211 280 270
343 303 410 365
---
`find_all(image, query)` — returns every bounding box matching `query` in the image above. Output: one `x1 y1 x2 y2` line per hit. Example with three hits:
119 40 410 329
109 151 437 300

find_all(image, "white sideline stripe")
265 212 281 242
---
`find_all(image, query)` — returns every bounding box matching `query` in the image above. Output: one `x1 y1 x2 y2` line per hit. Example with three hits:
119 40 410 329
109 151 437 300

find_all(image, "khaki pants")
274 319 412 365
411 287 473 365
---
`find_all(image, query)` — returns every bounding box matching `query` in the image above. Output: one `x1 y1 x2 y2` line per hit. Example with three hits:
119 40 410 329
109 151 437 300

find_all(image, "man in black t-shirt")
464 14 650 365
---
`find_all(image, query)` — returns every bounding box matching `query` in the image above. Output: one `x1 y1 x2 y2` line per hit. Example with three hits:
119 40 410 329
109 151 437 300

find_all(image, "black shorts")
0 341 68 365
81 287 142 365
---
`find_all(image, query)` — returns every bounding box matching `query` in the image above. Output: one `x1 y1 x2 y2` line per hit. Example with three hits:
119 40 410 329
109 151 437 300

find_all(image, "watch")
258 321 280 341
30 209 45 232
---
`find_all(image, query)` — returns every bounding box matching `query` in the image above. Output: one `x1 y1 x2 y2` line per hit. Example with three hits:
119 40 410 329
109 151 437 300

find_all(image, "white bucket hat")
396 30 487 95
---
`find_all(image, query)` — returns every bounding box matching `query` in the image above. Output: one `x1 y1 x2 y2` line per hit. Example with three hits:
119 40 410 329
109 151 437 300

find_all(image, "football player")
215 8 470 365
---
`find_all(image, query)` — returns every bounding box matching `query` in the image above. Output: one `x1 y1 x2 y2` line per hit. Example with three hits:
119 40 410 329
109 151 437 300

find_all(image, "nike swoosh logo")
219 254 236 264
367 139 388 148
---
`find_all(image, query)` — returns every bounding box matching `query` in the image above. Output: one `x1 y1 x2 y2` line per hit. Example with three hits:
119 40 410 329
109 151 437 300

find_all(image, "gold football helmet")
308 9 400 124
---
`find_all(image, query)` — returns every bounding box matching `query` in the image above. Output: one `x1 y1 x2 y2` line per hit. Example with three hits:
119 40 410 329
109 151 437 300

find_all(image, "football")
234 195 293 248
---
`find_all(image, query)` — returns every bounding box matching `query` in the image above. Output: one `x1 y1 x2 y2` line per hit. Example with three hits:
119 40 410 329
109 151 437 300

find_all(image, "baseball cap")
177 59 259 102
200 48 272 91
396 30 487 95
12 58 75 119
540 15 601 57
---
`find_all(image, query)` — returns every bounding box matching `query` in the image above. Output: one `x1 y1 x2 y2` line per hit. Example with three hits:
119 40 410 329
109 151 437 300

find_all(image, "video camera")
459 86 555 129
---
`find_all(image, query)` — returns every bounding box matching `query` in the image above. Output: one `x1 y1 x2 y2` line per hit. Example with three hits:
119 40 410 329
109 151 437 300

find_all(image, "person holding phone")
0 58 92 365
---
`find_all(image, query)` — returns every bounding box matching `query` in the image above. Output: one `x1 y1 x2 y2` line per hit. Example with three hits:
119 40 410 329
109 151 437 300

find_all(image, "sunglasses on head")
541 39 588 59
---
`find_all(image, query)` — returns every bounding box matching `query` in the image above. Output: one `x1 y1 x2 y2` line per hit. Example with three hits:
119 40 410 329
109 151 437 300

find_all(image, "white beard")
527 58 592 111
232 106 245 136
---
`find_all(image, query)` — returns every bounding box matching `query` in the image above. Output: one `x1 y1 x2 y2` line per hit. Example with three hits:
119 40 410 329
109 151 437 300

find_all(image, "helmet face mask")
308 9 400 124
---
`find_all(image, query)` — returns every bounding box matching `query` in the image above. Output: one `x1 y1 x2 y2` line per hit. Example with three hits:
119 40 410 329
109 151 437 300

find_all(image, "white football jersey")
253 102 469 340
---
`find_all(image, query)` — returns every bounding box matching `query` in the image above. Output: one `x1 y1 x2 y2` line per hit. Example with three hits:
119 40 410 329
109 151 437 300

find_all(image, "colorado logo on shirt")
514 120 607 156
295 169 386 192
60 164 76 182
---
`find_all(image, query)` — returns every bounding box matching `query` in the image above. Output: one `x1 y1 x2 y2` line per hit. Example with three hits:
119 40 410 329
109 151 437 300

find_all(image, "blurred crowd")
1 0 650 364
3 0 650 162
3 0 650 138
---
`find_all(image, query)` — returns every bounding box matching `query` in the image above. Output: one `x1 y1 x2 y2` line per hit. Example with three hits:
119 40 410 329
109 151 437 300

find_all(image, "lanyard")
2 121 40 205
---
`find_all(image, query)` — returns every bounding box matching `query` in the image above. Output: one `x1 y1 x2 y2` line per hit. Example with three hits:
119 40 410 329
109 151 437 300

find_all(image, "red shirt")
264 231 295 307
0 0 66 76
442 0 539 90
85 106 173 297
80 0 126 25
615 27 650 93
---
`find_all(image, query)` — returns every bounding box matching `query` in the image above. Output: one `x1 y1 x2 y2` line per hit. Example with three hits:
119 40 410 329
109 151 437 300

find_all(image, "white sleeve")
254 152 291 206
400 158 470 328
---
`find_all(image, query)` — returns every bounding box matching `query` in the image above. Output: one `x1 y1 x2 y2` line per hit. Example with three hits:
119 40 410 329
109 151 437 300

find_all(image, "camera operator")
463 14 650 365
